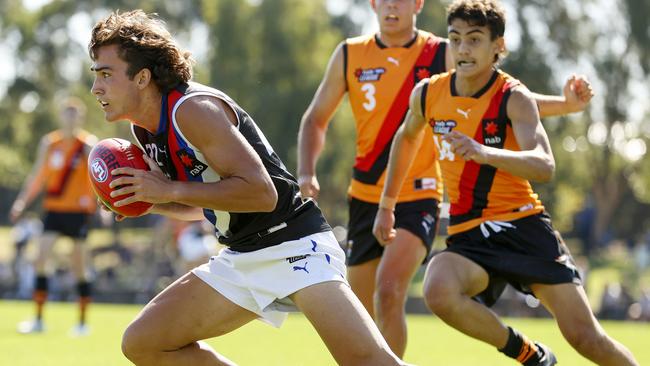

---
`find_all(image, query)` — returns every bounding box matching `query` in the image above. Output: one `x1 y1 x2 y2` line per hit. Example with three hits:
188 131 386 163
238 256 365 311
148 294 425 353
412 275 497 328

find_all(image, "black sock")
498 326 542 365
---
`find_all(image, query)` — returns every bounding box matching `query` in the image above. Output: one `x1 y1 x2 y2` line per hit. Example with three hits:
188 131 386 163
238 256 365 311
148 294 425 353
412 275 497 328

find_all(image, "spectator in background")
175 220 221 274
9 215 43 298
599 282 634 320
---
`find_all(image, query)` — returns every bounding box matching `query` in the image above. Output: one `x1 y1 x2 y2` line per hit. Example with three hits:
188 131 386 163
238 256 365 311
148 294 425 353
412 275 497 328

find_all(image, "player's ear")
493 37 506 61
369 0 377 11
415 0 425 14
135 68 152 90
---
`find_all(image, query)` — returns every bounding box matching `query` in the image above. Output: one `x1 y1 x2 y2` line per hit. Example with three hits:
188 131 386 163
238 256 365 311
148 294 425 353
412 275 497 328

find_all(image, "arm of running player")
444 85 555 182
9 136 49 223
532 74 594 117
372 80 428 246
297 42 347 199
110 95 278 213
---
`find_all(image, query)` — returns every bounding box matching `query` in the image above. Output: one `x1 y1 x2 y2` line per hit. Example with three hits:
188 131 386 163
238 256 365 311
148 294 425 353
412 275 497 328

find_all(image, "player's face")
90 44 141 122
371 0 422 35
448 18 504 79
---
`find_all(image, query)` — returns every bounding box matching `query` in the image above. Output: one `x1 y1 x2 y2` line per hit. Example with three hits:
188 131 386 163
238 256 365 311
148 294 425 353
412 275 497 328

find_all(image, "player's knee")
121 323 153 364
423 280 456 316
374 280 407 311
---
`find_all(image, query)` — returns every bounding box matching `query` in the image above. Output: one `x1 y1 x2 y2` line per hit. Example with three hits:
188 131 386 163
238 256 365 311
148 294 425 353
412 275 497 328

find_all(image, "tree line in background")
0 0 649 255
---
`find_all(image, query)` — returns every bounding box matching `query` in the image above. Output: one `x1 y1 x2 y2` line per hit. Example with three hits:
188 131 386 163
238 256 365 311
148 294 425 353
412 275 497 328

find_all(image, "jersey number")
433 135 455 161
361 83 376 111
144 143 165 167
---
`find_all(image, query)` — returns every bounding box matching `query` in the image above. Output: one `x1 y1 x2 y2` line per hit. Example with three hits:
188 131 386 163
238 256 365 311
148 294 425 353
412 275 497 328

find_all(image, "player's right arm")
372 79 429 245
10 135 49 223
297 42 347 199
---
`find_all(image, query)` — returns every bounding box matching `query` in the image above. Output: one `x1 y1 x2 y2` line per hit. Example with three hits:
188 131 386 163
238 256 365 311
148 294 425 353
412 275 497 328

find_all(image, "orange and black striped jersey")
40 130 96 214
344 30 446 203
422 70 544 235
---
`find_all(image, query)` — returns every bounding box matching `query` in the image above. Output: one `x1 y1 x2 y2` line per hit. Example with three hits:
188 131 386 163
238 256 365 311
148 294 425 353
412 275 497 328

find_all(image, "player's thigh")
70 240 90 276
424 251 490 297
35 232 59 260
376 228 427 291
125 272 257 350
530 283 602 335
290 281 389 355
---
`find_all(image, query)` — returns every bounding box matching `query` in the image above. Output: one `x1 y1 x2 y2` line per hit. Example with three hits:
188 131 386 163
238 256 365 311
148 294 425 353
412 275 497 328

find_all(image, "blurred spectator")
627 288 650 322
9 216 42 298
633 232 650 270
175 220 221 274
599 282 634 320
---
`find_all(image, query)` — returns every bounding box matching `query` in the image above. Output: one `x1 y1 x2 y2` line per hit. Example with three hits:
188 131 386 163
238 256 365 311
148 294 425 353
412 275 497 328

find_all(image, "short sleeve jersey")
422 70 544 235
344 30 446 203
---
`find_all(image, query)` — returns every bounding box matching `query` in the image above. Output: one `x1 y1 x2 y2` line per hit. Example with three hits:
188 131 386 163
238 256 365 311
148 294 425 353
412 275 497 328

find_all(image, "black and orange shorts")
346 197 440 266
444 212 582 307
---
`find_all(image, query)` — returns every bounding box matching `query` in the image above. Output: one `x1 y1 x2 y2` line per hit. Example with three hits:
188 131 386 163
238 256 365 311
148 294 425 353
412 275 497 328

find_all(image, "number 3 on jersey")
361 83 376 111
433 135 455 161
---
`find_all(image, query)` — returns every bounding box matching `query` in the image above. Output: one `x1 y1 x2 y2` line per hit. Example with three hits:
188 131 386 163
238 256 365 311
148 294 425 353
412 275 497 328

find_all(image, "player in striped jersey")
374 1 638 365
10 97 97 336
89 10 404 366
299 0 593 357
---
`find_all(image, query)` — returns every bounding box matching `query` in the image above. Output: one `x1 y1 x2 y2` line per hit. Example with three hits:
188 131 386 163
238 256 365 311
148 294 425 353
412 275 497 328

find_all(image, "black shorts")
346 197 439 266
43 211 91 239
444 212 582 307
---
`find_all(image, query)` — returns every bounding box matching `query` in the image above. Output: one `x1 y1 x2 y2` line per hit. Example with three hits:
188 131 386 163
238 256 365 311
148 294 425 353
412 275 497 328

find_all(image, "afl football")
88 138 153 217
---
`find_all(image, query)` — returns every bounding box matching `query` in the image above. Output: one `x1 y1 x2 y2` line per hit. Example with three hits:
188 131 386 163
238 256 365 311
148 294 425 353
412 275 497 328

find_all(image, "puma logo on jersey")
354 67 386 82
456 108 471 119
429 119 457 135
387 57 399 66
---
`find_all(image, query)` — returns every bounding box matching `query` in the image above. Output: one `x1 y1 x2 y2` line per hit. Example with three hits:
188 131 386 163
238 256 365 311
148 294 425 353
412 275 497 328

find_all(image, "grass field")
1 300 648 365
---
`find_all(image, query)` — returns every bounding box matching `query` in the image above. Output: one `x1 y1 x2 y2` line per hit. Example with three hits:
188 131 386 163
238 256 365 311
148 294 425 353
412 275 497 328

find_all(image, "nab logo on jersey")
429 119 457 135
483 120 503 146
414 66 431 82
354 67 386 82
177 149 207 177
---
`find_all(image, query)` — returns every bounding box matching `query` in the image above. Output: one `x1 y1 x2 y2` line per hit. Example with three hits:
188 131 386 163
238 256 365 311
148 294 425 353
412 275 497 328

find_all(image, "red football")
88 138 153 217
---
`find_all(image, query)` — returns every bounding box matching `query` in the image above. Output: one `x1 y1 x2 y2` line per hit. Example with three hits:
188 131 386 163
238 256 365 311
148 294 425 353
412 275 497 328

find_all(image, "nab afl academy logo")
430 119 457 135
90 158 109 183
355 67 386 82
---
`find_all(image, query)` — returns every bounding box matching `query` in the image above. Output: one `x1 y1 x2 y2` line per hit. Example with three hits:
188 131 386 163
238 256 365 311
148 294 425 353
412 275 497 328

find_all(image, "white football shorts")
192 230 347 327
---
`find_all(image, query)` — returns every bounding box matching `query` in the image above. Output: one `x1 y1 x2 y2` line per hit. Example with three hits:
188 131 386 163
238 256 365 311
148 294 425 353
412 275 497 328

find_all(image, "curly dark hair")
89 10 194 93
447 0 506 40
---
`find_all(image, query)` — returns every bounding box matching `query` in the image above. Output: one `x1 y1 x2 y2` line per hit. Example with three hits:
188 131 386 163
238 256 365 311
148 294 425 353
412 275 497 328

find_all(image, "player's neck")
130 88 163 134
61 127 80 140
454 67 497 97
376 28 417 48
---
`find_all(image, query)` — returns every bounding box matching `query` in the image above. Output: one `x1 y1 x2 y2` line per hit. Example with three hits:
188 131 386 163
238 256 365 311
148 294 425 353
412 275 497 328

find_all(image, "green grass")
1 300 648 365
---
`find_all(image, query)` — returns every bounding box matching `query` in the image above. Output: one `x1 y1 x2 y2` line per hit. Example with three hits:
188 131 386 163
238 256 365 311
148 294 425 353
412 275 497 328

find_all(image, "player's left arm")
444 86 555 182
531 74 594 117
